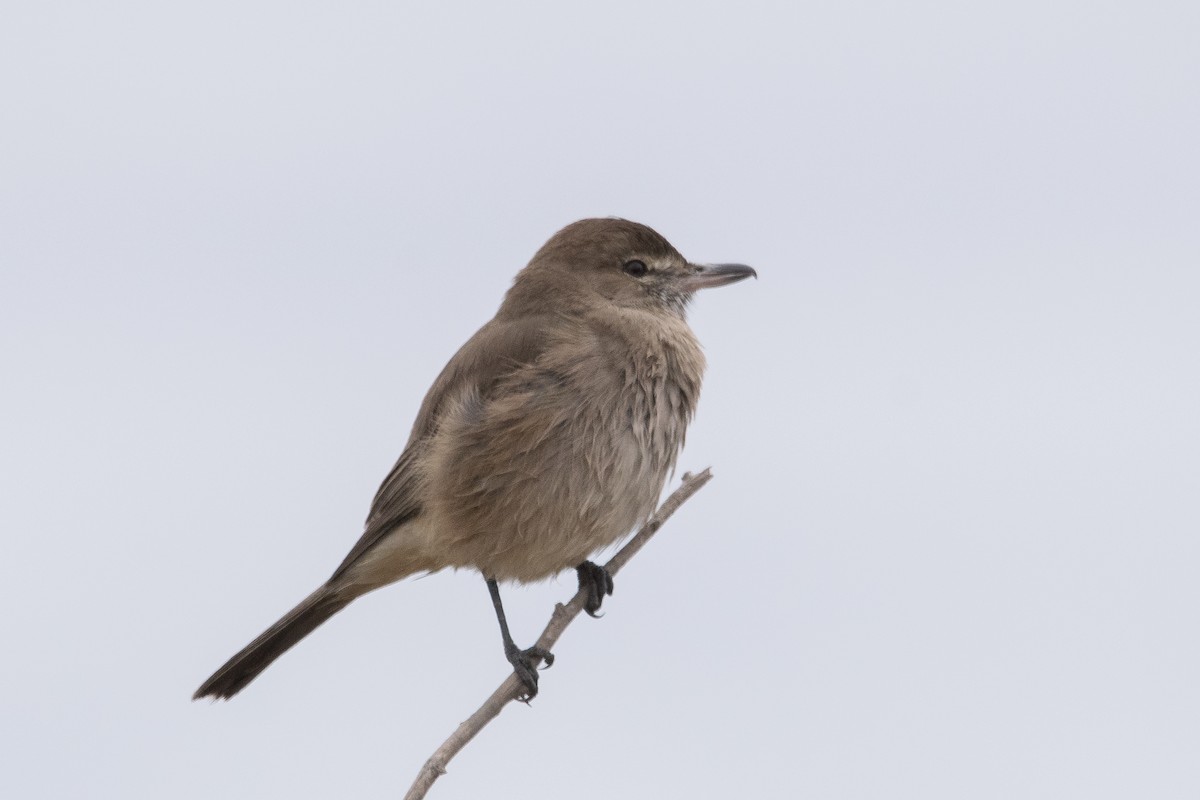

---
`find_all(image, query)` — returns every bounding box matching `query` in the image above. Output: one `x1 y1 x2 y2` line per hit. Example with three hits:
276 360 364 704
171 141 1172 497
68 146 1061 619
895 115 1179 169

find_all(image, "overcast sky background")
2 1 1198 798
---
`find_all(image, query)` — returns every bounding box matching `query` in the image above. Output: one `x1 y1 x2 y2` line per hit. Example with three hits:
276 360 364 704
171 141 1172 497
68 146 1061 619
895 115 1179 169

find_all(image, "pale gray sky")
2 1 1198 798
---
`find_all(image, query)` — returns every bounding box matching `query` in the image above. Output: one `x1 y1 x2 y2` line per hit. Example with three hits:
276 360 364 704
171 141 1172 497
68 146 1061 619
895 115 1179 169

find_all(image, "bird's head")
501 218 756 319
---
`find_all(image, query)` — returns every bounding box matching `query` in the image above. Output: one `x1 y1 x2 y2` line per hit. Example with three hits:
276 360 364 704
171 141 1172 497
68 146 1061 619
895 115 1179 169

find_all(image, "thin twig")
402 468 714 800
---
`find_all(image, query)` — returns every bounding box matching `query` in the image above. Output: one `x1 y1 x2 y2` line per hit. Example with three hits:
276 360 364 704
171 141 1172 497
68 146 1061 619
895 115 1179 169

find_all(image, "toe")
515 667 538 701
507 645 553 701
577 561 612 617
525 646 554 668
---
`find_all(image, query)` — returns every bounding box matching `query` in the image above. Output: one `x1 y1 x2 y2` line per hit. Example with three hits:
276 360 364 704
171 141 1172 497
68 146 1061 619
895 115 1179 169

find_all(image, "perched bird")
194 218 755 701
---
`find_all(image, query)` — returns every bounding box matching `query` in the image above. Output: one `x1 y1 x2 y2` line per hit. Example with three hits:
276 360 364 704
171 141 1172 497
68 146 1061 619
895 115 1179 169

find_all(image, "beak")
680 262 758 292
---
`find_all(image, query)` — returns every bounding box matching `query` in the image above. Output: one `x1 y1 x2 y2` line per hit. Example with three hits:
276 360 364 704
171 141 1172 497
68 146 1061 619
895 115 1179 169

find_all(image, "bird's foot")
576 561 614 618
505 642 554 702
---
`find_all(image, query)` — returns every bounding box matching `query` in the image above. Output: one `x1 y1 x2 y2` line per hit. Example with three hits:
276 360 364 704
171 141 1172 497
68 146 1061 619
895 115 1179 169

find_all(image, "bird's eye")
623 260 648 277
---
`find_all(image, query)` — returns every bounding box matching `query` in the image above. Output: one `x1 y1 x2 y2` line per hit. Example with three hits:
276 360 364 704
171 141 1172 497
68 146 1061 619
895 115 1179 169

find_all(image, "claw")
526 645 554 669
505 643 554 701
576 561 614 617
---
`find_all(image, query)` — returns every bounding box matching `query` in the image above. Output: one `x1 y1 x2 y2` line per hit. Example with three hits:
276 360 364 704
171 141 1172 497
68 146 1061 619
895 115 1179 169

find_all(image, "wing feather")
328 315 551 581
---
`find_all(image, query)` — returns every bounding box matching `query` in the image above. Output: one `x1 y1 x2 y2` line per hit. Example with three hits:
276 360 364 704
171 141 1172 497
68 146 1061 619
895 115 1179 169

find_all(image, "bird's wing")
327 315 552 581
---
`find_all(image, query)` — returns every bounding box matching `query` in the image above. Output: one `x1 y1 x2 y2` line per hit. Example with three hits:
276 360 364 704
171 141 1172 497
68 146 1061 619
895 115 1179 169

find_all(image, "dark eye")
623 259 647 277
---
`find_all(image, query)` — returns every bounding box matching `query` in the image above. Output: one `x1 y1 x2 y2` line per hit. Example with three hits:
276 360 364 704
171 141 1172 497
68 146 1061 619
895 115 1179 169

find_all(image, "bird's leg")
485 577 553 702
576 560 614 618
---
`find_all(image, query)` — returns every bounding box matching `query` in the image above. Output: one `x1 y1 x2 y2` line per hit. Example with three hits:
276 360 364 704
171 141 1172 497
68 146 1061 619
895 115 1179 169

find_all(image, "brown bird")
194 218 755 701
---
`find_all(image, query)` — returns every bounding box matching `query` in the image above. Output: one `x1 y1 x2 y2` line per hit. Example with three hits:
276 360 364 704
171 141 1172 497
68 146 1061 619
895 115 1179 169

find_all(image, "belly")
427 414 674 583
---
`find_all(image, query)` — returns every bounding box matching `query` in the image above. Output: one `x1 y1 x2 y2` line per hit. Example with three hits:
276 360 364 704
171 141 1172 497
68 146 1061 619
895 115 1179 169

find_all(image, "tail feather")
194 585 352 700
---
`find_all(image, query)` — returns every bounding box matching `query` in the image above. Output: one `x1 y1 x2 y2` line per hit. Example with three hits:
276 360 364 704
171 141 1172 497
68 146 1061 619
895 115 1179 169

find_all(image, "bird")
193 218 755 702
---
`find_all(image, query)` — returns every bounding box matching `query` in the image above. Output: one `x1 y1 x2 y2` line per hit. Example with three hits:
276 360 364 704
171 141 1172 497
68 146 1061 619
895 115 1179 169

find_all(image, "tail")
194 584 353 700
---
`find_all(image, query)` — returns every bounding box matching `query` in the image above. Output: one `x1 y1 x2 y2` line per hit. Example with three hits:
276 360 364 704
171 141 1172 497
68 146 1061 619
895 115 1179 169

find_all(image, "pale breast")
423 310 706 583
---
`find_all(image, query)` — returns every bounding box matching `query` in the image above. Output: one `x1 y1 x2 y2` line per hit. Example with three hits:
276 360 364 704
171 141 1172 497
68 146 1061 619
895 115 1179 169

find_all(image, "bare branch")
403 468 715 800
